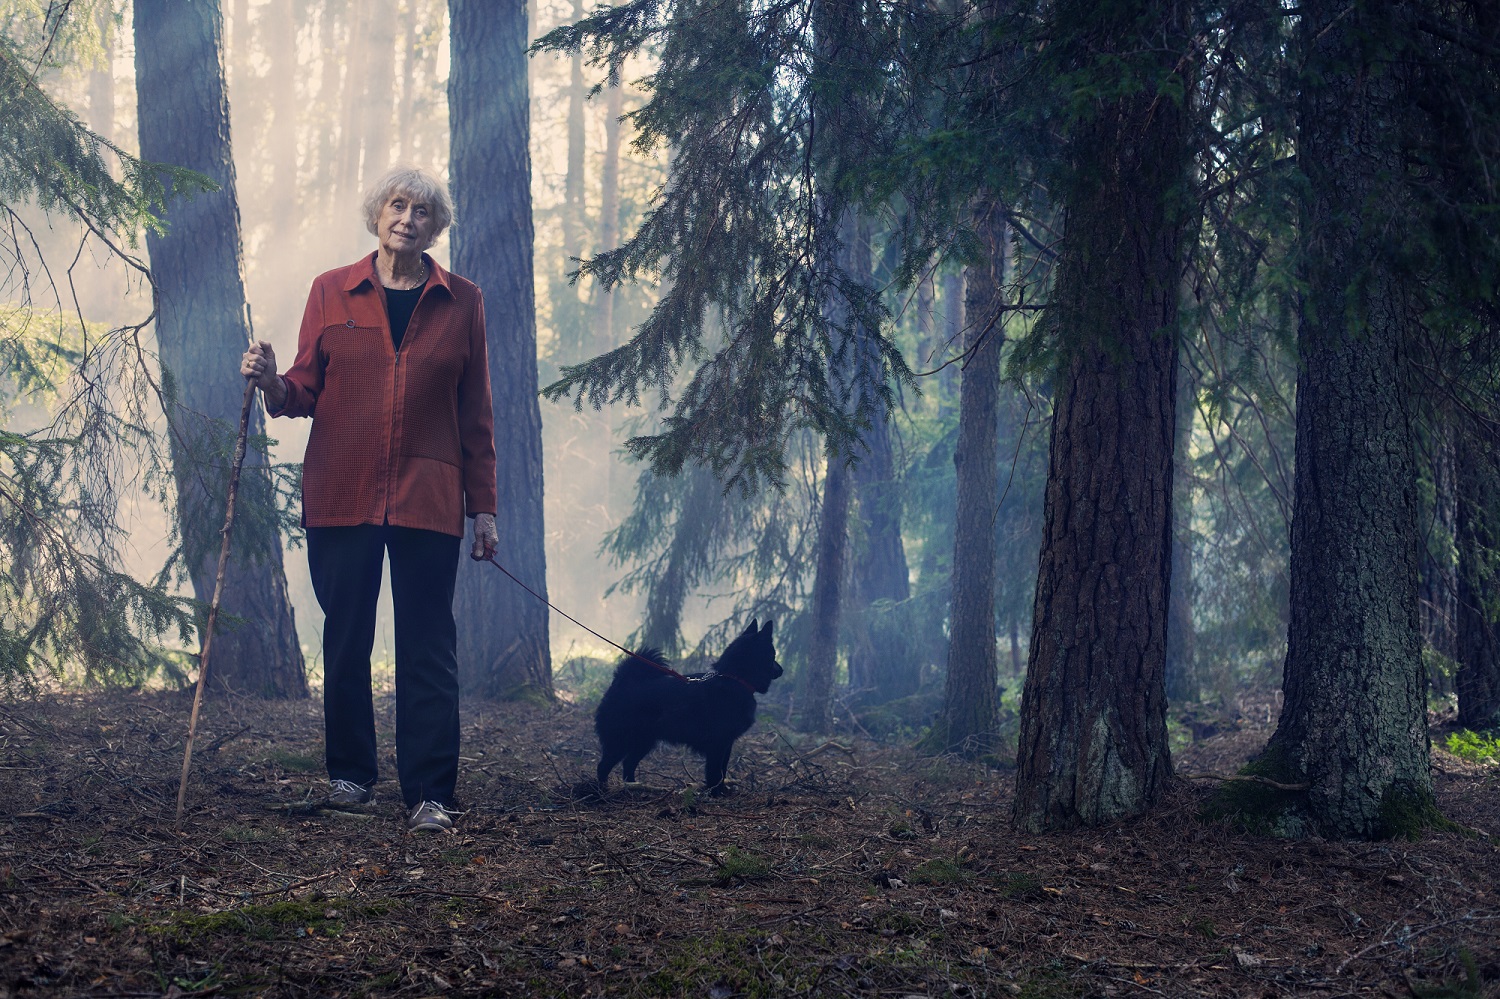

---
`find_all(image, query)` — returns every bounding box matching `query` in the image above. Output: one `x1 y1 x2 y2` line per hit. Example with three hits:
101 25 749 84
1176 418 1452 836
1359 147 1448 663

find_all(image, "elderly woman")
241 165 499 834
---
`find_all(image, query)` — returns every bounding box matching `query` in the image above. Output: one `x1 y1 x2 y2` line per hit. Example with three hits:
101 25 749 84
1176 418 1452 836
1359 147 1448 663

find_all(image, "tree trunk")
594 81 623 352
1454 428 1500 729
134 0 307 699
1011 0 1186 831
639 466 725 654
449 0 553 699
939 269 963 413
1263 0 1432 838
1165 352 1198 703
563 0 586 267
935 207 1005 754
844 216 913 704
800 447 851 731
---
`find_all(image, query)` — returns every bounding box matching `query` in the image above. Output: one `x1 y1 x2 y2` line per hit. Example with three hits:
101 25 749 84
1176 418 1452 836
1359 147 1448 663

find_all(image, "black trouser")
307 524 461 809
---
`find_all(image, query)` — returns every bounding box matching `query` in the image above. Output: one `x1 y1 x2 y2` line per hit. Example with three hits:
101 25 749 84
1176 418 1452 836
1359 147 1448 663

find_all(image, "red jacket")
270 252 497 537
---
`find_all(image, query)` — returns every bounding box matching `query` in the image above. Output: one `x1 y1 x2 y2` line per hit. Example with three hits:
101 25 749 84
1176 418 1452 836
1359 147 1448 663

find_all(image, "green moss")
220 824 276 843
715 847 771 884
159 897 393 945
644 930 820 997
1375 785 1460 841
498 684 554 706
1199 742 1309 837
909 857 970 885
991 872 1044 899
264 748 321 773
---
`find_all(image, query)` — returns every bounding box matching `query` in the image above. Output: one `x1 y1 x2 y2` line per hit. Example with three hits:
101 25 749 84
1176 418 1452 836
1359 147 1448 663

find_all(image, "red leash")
479 552 756 692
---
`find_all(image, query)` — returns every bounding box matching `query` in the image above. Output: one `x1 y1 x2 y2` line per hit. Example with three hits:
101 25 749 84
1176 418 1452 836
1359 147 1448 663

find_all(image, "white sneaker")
407 800 457 833
327 779 375 807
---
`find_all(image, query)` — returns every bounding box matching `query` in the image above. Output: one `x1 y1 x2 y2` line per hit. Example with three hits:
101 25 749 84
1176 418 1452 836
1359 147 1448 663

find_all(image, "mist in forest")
38 0 691 677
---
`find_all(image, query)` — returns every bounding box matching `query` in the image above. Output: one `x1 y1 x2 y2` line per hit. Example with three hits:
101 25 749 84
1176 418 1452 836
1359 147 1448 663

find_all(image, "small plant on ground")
910 857 970 885
1443 730 1500 767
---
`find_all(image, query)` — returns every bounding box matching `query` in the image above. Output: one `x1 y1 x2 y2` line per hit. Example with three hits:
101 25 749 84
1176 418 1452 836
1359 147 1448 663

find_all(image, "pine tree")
1012 0 1190 831
1259 0 1433 839
933 206 1005 755
1 10 220 688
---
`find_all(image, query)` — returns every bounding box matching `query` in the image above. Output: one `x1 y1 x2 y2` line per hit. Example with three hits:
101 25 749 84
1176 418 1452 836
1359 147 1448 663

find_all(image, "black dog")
595 619 783 794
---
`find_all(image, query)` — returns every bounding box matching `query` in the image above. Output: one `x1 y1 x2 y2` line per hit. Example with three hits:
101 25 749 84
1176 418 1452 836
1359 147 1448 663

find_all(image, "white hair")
360 165 455 244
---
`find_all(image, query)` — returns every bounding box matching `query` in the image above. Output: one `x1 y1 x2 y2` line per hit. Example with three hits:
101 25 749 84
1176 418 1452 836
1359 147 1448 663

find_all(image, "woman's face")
377 193 437 256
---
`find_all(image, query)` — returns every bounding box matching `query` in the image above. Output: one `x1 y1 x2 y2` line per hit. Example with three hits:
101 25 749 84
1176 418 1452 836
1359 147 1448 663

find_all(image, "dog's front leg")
704 747 733 795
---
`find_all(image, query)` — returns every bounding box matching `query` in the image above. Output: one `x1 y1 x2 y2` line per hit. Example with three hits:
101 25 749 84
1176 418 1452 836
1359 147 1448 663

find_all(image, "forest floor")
0 684 1496 998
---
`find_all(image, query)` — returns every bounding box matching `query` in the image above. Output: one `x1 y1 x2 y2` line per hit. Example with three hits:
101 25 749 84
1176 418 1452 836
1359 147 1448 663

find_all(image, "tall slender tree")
934 206 1005 754
1259 0 1432 838
798 212 864 732
562 0 587 345
594 81 623 351
1012 0 1189 831
134 0 307 697
449 0 553 699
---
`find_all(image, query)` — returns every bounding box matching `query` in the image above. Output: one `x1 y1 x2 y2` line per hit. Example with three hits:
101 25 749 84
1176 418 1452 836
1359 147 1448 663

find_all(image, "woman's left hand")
471 513 499 561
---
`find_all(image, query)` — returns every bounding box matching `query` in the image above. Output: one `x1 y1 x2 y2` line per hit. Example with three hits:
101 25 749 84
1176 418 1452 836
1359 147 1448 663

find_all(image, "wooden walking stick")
174 310 261 830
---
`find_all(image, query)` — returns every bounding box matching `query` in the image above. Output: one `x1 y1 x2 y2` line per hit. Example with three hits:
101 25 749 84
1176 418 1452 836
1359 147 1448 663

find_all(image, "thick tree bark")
936 207 1005 754
1454 429 1500 729
134 0 307 698
1263 0 1432 838
449 0 553 699
1165 353 1198 703
1012 0 1186 831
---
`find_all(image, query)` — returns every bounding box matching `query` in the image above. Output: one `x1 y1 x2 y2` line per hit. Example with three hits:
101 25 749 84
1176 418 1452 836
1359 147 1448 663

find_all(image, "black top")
385 285 423 350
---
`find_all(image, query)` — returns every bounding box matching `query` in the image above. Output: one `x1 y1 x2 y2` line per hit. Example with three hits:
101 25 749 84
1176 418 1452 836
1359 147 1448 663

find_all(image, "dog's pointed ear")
742 618 759 636
761 619 774 639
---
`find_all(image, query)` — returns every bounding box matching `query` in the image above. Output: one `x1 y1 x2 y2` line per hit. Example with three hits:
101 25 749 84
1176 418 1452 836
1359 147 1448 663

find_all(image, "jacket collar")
342 251 454 296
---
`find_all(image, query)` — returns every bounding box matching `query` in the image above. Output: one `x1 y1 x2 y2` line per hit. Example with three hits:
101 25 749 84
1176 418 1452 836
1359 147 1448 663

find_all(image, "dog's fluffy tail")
614 647 672 682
